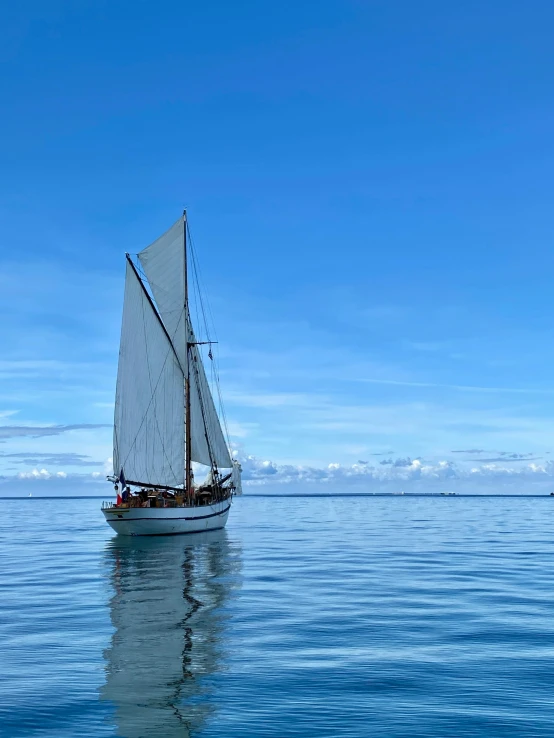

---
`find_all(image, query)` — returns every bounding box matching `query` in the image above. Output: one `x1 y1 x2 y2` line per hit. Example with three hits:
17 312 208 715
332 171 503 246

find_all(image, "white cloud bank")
235 452 554 494
3 452 554 495
17 468 68 480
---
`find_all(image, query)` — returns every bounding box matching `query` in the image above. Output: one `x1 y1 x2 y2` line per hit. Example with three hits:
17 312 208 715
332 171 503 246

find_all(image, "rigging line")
190 272 201 350
188 226 214 344
186 222 232 453
193 232 218 342
186 222 216 346
200 327 231 453
186 230 219 385
190 341 217 471
187 224 232 465
209 343 232 452
187 234 215 380
188 317 231 467
188 324 222 469
188 237 223 378
187 314 217 467
187 229 224 427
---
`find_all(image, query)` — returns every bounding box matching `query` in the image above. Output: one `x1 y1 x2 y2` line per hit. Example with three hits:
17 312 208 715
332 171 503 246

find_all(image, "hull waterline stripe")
104 505 230 522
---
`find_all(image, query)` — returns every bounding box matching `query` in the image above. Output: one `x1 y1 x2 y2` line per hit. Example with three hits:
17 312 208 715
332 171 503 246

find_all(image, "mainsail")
113 214 232 491
113 261 185 487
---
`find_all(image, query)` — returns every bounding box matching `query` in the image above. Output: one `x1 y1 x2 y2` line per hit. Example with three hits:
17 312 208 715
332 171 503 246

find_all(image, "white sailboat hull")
102 499 231 536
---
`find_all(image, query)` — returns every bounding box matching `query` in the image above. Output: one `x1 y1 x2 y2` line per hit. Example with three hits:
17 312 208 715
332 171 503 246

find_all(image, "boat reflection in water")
100 530 241 737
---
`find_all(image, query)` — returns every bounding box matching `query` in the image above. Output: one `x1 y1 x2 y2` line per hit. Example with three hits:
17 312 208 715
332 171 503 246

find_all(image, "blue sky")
2 0 554 493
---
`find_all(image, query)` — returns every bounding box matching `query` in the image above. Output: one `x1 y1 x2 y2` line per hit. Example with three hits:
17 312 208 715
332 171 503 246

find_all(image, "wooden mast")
184 210 192 500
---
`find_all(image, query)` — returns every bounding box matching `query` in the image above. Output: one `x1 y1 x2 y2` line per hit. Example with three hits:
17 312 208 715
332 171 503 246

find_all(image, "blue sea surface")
2 495 554 737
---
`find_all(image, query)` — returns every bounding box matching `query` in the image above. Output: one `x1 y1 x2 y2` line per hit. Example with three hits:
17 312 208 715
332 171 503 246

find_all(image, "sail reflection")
100 530 241 737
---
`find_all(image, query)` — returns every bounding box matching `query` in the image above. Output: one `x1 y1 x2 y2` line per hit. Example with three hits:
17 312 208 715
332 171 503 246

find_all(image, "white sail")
188 326 233 469
231 460 242 495
137 217 187 367
138 217 232 470
113 262 185 487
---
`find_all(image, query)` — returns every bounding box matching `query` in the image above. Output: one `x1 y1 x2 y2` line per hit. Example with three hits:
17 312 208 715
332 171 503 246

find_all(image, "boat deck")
101 492 231 512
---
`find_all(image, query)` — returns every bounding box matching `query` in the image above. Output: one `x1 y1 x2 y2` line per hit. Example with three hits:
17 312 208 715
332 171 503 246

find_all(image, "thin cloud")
498 452 535 459
451 449 486 454
452 450 538 461
467 456 541 463
0 452 103 467
359 378 554 395
0 424 110 439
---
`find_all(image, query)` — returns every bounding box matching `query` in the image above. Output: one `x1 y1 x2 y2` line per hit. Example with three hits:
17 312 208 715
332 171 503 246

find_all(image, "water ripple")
2 496 554 736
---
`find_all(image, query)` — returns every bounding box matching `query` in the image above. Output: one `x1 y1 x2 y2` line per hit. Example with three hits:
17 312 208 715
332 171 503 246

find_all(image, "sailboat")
102 212 241 536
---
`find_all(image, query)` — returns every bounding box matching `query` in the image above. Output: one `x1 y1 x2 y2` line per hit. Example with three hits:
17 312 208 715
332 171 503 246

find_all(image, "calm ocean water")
2 495 554 737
